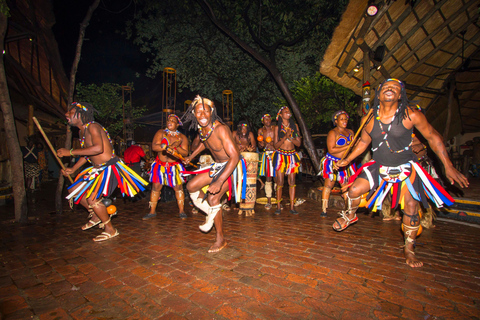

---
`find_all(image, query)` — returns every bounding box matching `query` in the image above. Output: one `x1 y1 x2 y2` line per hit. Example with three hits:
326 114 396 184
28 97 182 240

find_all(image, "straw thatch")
320 0 480 138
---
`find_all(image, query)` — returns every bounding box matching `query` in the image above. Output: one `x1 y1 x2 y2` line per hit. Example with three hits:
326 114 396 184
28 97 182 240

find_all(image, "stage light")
367 1 378 16
353 65 360 73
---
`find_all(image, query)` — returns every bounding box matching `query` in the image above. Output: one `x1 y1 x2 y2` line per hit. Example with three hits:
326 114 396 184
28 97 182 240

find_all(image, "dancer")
273 106 302 215
57 102 148 242
319 111 357 217
334 79 468 267
183 95 244 253
144 114 189 220
258 114 276 210
233 120 256 152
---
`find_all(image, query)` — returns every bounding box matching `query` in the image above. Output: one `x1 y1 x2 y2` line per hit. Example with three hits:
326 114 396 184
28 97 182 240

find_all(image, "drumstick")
161 143 198 168
33 117 74 184
340 108 374 162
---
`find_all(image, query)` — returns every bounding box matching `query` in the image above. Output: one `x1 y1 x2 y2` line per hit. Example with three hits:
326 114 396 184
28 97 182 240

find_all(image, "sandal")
265 203 272 210
290 209 299 215
93 229 119 242
320 211 327 218
274 208 281 215
82 219 101 231
222 204 231 212
332 211 358 232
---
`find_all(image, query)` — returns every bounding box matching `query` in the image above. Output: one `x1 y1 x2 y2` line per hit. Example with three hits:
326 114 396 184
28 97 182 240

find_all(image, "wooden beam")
411 31 480 99
376 0 450 60
375 0 479 88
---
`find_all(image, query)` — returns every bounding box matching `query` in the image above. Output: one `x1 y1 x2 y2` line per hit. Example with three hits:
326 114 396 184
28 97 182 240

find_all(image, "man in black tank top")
333 79 468 268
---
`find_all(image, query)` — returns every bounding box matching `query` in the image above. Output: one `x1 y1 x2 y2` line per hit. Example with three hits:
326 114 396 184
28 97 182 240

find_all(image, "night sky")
52 0 161 110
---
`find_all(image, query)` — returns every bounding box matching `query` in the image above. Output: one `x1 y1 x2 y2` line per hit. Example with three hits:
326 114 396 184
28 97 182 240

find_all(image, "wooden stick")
340 108 374 162
161 143 198 168
33 117 73 183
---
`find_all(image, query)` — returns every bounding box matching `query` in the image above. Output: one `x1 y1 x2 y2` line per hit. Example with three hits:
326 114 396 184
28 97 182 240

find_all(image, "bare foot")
404 247 423 268
208 240 227 253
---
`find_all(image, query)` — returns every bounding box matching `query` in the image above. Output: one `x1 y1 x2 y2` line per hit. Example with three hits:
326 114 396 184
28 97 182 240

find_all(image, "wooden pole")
340 108 373 162
32 117 73 183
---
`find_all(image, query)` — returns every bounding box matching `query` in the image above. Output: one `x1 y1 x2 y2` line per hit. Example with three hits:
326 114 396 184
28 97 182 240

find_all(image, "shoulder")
406 107 425 122
86 122 103 134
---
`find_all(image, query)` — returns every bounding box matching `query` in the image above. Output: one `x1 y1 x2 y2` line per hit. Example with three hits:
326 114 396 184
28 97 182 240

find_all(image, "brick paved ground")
0 179 479 319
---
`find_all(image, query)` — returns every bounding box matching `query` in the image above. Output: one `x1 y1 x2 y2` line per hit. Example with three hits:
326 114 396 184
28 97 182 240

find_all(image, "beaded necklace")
165 128 179 137
80 121 114 164
371 107 413 153
199 121 216 142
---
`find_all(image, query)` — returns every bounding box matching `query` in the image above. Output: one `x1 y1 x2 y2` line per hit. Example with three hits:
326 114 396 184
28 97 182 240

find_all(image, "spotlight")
376 65 382 70
367 1 378 16
353 64 361 72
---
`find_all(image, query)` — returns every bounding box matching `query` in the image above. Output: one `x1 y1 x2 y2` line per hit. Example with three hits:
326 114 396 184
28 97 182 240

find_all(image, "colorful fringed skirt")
272 149 300 175
319 153 357 184
67 156 149 204
182 158 248 203
150 158 185 187
259 151 275 177
351 159 454 212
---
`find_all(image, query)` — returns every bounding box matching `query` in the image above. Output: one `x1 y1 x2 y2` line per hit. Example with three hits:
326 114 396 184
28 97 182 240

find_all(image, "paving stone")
0 180 479 319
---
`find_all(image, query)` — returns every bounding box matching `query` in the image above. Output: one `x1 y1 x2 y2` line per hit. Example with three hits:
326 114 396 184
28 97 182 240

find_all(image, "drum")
239 152 259 216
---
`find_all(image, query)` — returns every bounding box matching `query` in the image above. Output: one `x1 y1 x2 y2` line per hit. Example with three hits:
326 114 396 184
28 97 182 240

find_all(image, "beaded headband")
72 102 88 112
276 106 288 121
261 114 271 122
381 78 405 88
168 114 183 126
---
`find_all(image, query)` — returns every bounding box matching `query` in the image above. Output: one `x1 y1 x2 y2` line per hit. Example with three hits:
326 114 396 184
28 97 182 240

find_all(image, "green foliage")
0 0 10 17
75 83 147 138
126 0 348 131
277 73 359 134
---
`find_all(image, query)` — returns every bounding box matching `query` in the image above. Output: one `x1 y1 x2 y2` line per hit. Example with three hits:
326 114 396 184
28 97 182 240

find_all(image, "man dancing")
233 121 256 152
183 95 243 253
57 102 148 242
334 79 468 267
144 114 189 220
273 106 302 215
319 111 357 217
258 114 276 210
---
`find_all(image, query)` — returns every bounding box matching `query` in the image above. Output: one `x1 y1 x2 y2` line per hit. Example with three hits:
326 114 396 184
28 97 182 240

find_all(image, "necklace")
371 108 413 153
199 121 216 142
165 128 179 136
79 121 114 165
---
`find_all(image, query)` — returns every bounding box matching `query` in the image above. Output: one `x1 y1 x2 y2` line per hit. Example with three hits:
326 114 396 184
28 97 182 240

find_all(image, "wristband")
70 148 75 157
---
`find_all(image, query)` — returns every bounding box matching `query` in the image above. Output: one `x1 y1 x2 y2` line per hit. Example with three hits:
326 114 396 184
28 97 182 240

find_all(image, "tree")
55 0 100 214
75 82 147 139
127 0 348 170
0 4 27 222
280 72 359 134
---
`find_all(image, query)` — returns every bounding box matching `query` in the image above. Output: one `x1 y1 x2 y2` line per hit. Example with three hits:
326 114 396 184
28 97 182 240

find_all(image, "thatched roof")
5 0 69 128
320 0 480 139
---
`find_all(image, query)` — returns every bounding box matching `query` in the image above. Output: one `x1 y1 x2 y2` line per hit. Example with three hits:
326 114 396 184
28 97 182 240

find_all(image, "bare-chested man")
233 120 256 152
334 79 468 267
57 102 148 242
258 114 276 209
273 106 302 215
144 114 189 220
183 95 243 253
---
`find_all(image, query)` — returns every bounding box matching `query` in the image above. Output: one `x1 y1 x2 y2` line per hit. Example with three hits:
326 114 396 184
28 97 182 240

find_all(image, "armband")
70 149 75 157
